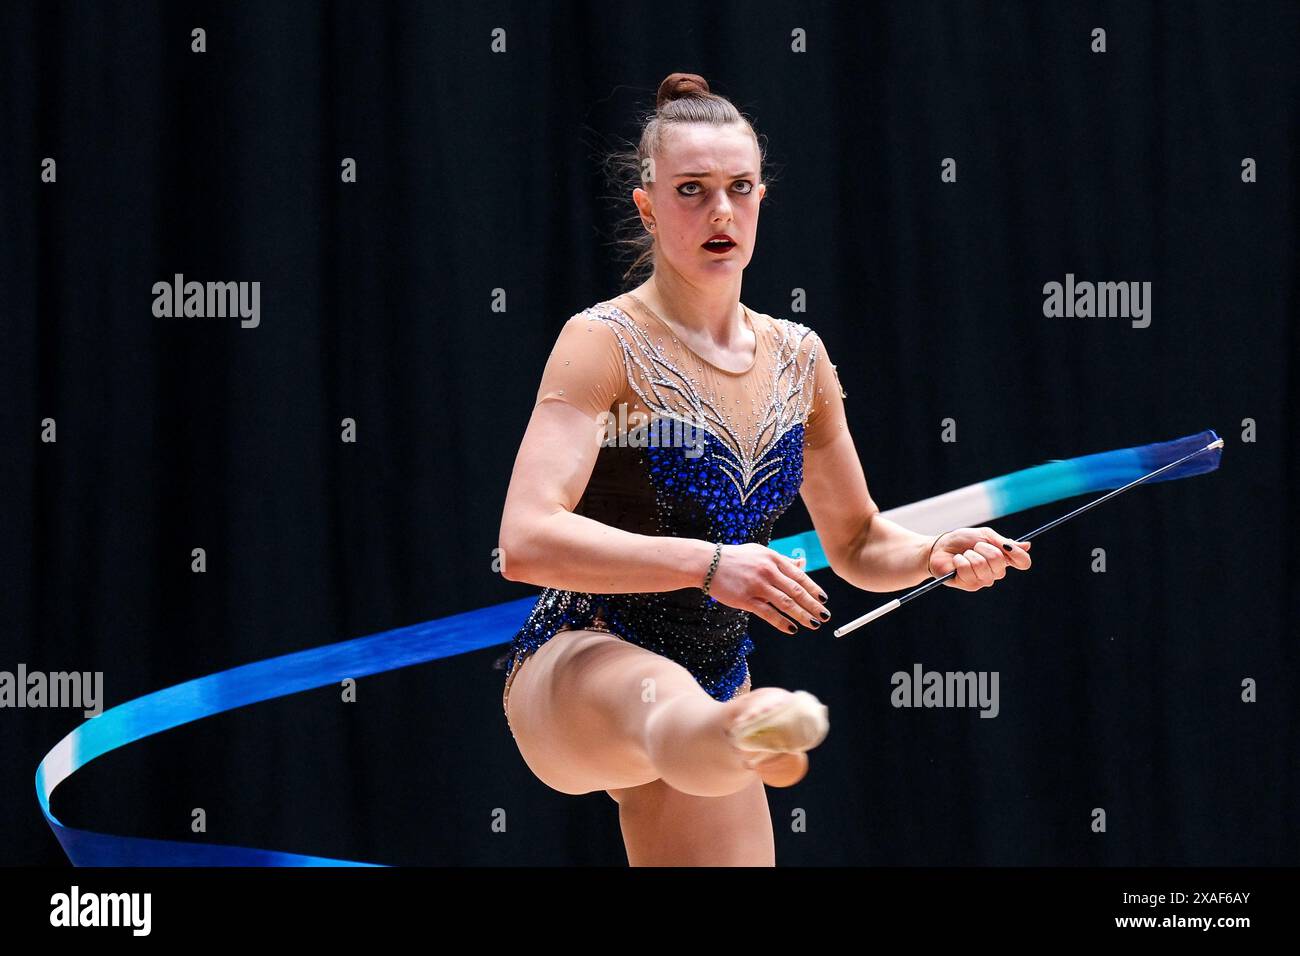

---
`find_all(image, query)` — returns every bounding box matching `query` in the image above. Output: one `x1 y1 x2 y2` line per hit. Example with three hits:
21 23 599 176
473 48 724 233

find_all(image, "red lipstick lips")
702 234 736 254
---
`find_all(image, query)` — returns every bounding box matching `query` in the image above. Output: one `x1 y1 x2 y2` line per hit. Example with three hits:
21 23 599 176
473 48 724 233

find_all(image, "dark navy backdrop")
1 0 1295 865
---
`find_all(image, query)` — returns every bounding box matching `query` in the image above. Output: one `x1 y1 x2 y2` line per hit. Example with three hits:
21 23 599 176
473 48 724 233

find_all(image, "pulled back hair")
603 73 772 287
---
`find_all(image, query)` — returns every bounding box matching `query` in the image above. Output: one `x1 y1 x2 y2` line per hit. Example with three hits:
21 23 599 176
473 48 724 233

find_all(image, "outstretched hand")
927 527 1033 591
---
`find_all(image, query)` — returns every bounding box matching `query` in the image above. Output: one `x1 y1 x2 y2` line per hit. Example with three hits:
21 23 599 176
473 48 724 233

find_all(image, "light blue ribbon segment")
985 429 1220 519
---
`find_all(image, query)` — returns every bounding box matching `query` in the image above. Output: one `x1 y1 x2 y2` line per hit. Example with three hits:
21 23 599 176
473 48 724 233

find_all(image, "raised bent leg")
505 628 775 798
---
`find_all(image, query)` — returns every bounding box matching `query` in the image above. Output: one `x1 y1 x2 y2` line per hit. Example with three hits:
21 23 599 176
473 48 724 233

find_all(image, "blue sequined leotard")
501 291 846 720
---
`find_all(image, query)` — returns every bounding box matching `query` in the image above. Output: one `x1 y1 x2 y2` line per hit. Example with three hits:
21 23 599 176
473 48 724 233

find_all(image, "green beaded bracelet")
701 541 723 595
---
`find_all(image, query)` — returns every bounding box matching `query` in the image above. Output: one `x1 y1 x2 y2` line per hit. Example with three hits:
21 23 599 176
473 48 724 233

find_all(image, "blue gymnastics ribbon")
35 429 1221 866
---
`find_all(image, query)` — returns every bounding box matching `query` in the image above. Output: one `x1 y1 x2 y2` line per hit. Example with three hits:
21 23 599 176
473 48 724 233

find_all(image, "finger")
985 528 1033 561
990 526 1033 568
747 593 802 634
947 552 979 591
972 541 1008 579
773 557 830 622
777 554 830 607
980 526 1018 550
761 584 823 632
1002 541 1033 570
964 549 995 587
969 548 997 586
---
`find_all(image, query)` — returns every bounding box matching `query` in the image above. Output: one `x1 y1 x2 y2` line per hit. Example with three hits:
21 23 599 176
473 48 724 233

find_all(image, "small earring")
647 222 655 231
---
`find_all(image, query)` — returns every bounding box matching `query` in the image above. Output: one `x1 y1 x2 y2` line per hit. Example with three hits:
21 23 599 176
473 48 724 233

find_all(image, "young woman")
497 72 1032 866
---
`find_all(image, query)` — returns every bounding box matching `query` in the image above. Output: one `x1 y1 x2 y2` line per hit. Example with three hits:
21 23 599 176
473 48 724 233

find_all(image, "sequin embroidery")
603 296 821 506
501 296 826 723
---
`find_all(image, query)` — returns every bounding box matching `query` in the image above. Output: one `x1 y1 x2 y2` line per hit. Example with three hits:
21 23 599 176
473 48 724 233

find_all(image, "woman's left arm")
798 333 1031 593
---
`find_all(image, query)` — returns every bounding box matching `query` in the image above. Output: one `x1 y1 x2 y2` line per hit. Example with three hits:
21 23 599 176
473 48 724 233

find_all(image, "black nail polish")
819 593 828 602
787 624 797 634
809 619 820 628
1002 544 1012 551
819 610 830 620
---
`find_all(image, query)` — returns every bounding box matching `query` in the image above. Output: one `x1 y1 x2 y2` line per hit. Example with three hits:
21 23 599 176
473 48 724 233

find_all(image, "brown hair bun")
656 73 711 110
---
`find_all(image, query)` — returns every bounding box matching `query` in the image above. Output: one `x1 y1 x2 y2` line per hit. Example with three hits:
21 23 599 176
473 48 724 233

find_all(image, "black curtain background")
1 0 1296 867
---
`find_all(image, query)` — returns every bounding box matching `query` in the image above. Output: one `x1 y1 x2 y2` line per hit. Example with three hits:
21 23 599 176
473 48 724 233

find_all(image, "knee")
515 741 598 796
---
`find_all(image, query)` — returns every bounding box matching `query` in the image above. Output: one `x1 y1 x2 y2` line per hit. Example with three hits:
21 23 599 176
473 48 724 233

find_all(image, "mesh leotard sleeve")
533 311 626 419
803 330 849 451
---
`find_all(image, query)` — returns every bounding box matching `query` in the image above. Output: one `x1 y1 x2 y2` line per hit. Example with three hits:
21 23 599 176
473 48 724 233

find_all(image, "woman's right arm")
498 313 829 633
498 312 711 593
497 395 716 593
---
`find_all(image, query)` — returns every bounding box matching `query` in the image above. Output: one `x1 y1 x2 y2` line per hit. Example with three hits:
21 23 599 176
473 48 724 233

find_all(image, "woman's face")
633 122 766 283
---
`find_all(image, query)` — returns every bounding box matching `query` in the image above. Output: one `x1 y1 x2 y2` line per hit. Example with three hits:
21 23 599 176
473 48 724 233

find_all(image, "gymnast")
497 72 1032 866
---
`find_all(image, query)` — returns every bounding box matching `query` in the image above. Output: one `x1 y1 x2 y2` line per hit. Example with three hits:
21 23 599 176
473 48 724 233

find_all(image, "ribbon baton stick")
832 436 1225 637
